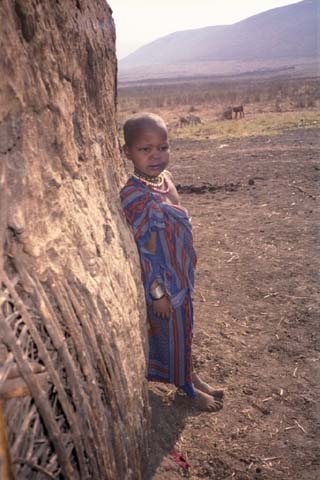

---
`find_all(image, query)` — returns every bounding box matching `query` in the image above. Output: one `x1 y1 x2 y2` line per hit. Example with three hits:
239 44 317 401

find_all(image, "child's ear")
123 144 131 159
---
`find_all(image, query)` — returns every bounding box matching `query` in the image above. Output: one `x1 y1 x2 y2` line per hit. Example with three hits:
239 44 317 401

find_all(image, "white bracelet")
150 285 165 300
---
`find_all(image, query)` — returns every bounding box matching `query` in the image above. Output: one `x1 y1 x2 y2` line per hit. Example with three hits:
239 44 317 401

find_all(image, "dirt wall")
0 1 148 478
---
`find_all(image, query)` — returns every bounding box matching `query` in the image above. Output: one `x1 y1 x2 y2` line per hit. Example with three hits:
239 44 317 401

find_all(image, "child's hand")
152 296 172 320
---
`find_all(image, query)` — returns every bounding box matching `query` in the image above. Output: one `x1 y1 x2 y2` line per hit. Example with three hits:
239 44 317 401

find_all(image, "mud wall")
0 1 148 478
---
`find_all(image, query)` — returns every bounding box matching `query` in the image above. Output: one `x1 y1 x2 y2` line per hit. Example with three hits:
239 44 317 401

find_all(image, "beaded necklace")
132 170 164 186
133 170 169 194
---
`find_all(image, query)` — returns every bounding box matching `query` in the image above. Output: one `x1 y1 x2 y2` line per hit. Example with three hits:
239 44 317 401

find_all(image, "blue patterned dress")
120 176 197 396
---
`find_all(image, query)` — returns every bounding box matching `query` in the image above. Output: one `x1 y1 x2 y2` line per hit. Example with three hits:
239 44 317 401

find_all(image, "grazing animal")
232 105 245 119
179 116 190 128
221 107 233 120
187 114 202 125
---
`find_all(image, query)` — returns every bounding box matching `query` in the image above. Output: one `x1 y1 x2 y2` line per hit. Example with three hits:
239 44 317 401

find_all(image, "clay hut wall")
0 1 149 478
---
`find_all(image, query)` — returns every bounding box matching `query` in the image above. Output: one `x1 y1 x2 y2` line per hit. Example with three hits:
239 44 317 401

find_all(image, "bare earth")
144 127 320 480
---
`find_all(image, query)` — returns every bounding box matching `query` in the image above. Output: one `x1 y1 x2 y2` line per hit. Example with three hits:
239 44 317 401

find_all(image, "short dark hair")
123 112 167 146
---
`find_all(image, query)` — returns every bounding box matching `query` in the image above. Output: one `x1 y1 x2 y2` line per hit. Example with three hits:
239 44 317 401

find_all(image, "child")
120 113 223 412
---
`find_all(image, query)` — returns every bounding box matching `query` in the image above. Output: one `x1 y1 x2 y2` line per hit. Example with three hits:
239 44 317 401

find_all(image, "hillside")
119 0 318 81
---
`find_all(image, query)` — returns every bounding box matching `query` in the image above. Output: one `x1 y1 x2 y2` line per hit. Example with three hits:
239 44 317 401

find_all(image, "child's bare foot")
192 372 224 399
192 388 223 412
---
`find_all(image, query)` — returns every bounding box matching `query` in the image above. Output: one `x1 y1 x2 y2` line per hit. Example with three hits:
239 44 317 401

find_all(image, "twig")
251 401 271 415
14 457 56 479
198 291 206 302
0 158 8 271
261 456 281 462
294 420 307 433
11 403 37 457
291 184 316 200
0 352 14 385
0 400 15 480
1 359 45 384
227 255 238 263
264 292 279 298
277 317 284 327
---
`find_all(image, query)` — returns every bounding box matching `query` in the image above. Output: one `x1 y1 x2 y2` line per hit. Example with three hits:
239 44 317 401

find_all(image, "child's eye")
138 147 151 152
159 145 169 152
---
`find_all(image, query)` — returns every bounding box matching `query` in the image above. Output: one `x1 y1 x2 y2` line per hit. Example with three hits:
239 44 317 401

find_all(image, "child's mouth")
149 164 164 170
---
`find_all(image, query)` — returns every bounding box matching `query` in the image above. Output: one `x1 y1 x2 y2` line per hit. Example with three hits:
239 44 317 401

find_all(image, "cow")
221 107 233 120
187 114 202 125
179 116 190 128
232 105 245 119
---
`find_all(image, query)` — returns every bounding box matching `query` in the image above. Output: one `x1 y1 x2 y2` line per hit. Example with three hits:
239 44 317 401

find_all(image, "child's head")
123 113 169 177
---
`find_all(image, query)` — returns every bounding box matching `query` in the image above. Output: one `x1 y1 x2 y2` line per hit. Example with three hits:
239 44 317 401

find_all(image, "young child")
120 113 223 412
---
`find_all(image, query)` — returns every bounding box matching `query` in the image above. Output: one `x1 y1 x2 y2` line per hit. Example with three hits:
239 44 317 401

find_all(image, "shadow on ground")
144 386 203 478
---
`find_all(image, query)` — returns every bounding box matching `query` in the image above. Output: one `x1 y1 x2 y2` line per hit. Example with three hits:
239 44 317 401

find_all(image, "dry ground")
142 124 320 480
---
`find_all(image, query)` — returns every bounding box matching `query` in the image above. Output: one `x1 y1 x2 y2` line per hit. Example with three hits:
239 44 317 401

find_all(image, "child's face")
124 127 169 177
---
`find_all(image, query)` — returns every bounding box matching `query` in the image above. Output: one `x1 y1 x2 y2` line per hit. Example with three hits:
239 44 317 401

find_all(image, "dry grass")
170 110 320 141
117 76 320 145
118 76 320 114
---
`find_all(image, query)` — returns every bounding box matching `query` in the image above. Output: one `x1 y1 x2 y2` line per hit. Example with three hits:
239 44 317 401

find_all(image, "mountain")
119 0 318 80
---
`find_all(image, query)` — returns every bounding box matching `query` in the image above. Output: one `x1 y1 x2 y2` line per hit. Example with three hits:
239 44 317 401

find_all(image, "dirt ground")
144 126 320 480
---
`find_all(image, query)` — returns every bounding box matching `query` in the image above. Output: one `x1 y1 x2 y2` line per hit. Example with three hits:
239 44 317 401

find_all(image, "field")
118 76 320 480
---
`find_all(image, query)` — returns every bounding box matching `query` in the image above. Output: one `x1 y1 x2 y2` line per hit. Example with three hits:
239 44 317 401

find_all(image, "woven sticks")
1 270 82 479
0 307 76 479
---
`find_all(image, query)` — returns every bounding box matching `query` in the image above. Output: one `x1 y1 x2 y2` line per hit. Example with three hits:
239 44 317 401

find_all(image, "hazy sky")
110 0 301 59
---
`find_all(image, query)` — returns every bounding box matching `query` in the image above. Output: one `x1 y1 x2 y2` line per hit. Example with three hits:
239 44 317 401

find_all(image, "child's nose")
151 149 161 159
